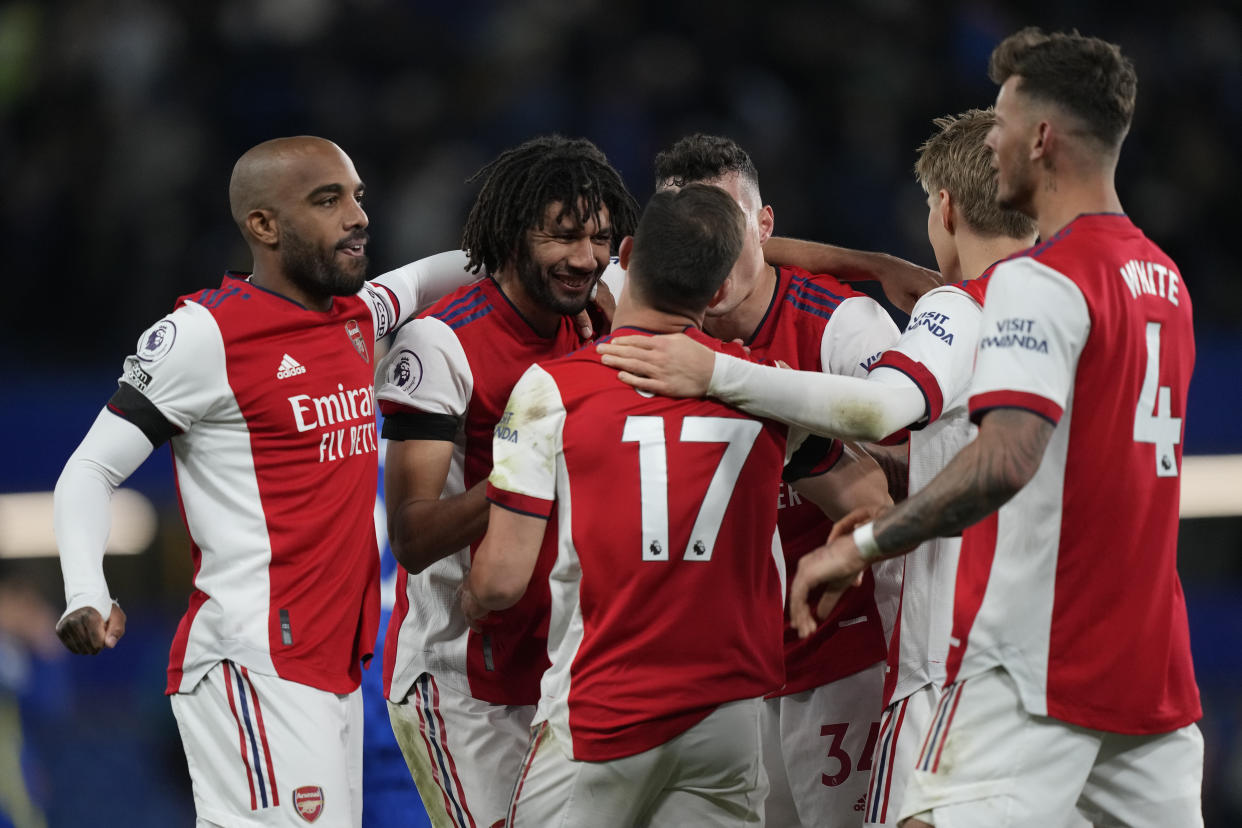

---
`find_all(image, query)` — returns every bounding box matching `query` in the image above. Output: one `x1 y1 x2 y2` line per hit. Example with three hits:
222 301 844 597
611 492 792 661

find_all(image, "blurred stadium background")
0 1 1239 825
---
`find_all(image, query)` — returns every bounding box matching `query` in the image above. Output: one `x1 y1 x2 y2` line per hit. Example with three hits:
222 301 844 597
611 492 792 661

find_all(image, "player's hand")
460 587 496 633
596 333 714 397
862 254 943 314
55 603 127 655
789 538 867 639
763 239 942 314
826 503 890 543
575 279 617 340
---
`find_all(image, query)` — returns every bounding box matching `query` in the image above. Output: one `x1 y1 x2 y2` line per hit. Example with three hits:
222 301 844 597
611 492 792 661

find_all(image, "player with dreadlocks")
373 134 638 828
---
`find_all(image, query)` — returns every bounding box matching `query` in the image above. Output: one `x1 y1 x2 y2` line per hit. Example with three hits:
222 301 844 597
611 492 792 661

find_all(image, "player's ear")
757 204 775 245
1032 119 1051 162
938 189 955 236
246 208 279 248
707 276 732 309
618 235 634 270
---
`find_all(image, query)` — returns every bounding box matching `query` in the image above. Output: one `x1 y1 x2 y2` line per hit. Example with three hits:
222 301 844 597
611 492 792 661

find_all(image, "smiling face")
515 199 613 316
274 142 370 300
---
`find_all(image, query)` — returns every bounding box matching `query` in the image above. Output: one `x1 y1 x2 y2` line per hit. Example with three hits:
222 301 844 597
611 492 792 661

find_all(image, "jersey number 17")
622 415 762 562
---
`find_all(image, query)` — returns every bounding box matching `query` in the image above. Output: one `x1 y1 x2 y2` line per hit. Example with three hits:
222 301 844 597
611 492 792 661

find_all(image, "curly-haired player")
375 135 637 828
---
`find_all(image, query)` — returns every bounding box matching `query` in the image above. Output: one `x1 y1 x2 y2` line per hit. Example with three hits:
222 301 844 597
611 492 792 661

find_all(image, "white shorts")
761 661 884 827
387 672 534 828
863 683 939 826
169 659 363 827
509 697 767 826
900 667 1204 828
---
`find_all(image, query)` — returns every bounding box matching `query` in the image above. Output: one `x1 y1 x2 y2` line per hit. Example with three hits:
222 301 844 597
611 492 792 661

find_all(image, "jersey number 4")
1134 321 1181 478
622 415 761 562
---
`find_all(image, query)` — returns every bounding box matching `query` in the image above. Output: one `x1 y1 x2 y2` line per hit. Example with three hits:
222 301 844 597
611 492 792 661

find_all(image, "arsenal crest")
345 319 369 363
293 785 324 823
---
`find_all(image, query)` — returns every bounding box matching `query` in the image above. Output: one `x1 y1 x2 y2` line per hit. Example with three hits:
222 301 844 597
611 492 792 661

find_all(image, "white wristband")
853 522 883 562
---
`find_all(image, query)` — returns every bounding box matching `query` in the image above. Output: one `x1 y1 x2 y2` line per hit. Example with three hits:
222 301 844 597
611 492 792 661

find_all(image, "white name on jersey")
289 383 375 432
1119 260 1181 305
286 382 380 463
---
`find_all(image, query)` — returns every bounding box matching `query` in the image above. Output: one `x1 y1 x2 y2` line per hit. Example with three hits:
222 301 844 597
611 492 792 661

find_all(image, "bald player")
53 136 469 827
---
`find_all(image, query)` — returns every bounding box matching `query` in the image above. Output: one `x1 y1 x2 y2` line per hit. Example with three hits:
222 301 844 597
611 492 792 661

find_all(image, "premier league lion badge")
136 319 176 363
390 349 423 392
293 785 324 823
345 319 369 363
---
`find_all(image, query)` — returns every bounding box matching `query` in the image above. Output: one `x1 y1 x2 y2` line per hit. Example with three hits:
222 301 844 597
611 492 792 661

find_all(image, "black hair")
653 133 759 190
989 27 1136 148
461 135 639 274
628 183 745 315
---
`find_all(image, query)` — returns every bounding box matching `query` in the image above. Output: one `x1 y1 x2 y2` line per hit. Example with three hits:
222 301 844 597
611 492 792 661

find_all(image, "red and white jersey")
108 270 422 695
377 277 583 707
949 213 1201 734
747 266 900 695
489 327 788 762
868 274 991 706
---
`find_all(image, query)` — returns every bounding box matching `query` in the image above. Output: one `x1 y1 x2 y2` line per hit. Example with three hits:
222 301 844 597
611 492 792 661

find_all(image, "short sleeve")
366 249 481 334
821 295 901 378
968 258 1090 425
487 365 566 517
376 316 474 419
871 286 984 426
113 302 228 439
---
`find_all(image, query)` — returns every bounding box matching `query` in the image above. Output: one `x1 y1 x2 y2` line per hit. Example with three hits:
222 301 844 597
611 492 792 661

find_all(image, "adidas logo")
277 354 307 379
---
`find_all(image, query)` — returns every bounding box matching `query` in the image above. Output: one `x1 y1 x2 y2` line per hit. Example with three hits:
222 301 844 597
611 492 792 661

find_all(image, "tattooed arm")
788 408 1053 637
873 409 1052 551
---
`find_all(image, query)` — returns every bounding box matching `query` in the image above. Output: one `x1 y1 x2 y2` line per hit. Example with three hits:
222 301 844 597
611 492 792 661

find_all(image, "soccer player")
463 182 788 824
651 110 1039 826
856 108 1037 827
53 136 472 826
789 28 1203 827
375 135 640 828
378 134 909 825
598 111 1037 826
643 134 904 827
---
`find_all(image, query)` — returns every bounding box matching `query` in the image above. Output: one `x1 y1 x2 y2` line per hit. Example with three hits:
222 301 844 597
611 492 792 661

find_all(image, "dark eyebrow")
308 183 344 201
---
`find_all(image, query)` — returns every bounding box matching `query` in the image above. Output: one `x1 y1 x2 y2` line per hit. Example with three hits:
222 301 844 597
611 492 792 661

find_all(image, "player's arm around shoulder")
595 331 715 398
379 316 483 573
368 249 478 324
462 366 564 628
764 236 942 313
